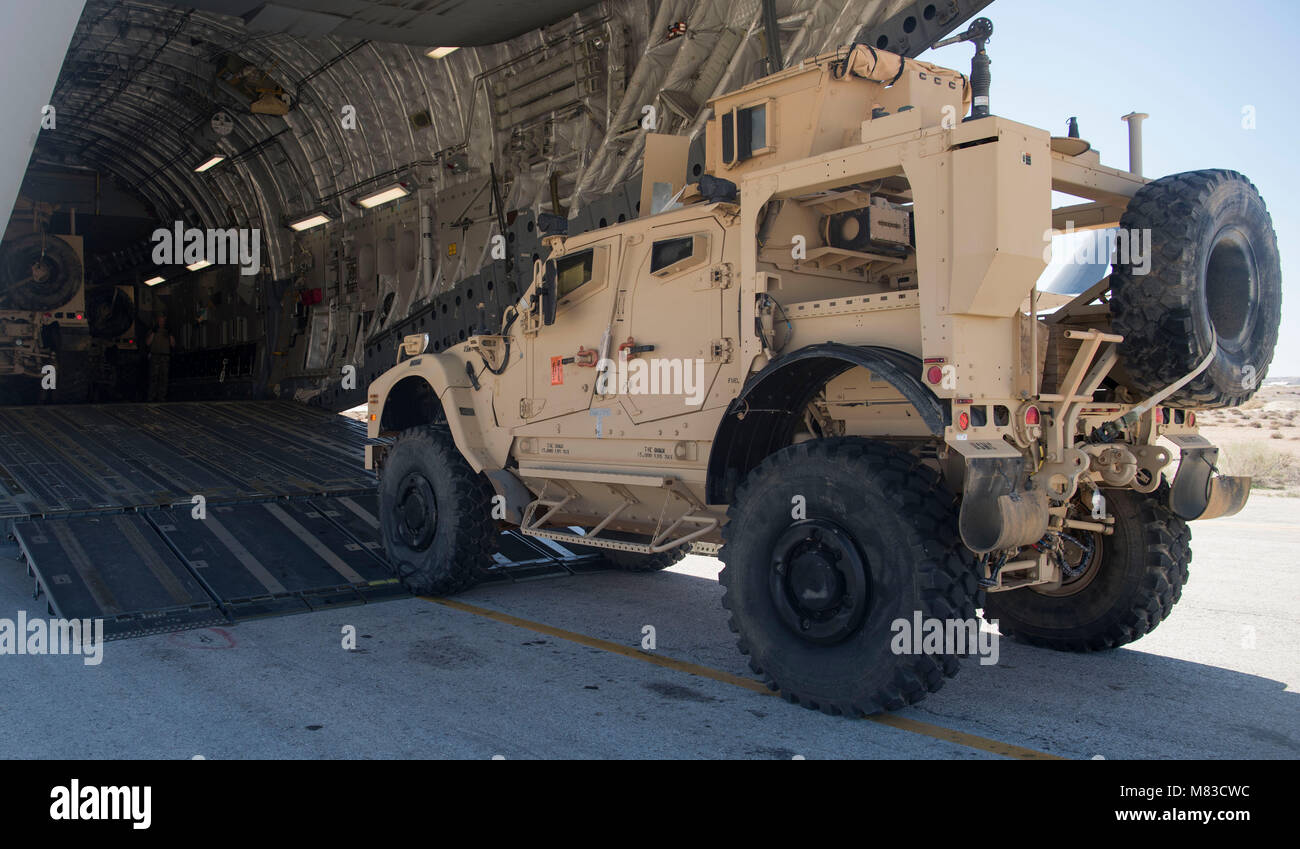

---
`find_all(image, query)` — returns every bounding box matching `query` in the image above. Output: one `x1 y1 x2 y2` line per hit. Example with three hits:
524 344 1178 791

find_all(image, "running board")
517 473 719 555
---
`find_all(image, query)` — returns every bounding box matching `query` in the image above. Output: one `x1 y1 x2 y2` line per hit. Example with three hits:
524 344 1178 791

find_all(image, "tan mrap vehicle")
365 40 1281 716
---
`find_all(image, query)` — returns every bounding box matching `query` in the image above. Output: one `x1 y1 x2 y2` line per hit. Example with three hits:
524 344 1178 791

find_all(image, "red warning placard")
550 356 563 386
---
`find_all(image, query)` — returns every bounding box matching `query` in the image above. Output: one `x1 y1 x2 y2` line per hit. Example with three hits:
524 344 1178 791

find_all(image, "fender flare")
369 352 504 472
705 344 946 503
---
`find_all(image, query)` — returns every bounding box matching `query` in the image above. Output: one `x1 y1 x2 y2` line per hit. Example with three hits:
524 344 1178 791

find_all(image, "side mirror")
541 260 558 326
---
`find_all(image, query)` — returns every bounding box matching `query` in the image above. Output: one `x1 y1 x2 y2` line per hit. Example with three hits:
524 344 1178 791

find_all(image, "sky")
917 0 1300 376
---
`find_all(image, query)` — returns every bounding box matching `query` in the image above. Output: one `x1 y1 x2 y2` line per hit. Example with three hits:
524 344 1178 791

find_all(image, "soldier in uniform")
145 314 175 401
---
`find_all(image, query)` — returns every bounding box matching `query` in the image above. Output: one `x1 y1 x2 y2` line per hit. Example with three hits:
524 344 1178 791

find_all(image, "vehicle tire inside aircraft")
584 532 688 572
1110 170 1281 408
87 286 135 339
49 350 91 403
718 438 978 716
378 425 498 595
983 487 1190 652
0 233 82 311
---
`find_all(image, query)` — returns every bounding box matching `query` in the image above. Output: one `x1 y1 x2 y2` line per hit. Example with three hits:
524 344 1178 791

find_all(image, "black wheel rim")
394 471 437 551
768 519 870 645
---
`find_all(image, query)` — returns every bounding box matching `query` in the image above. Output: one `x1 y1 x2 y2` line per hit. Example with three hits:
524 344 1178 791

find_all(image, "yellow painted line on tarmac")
425 596 1063 760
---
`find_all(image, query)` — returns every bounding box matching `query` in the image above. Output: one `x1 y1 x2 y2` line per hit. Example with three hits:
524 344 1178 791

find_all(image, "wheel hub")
395 472 437 551
30 259 52 284
1034 524 1103 598
1205 227 1259 352
769 519 870 645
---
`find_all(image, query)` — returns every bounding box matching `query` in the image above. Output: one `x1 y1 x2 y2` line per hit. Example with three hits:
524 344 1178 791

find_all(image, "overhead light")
194 154 225 173
144 276 165 286
425 46 459 59
186 259 212 271
288 212 332 231
356 182 411 209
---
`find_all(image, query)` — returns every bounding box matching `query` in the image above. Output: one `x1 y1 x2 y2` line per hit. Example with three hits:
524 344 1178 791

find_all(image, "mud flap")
954 448 1050 555
1169 445 1250 521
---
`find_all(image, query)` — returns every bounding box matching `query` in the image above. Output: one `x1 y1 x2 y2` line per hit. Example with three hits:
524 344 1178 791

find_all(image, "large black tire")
983 488 1190 652
718 439 978 716
1 233 82 311
573 531 688 572
87 286 135 339
603 546 687 572
1110 170 1281 408
49 350 91 404
378 425 498 595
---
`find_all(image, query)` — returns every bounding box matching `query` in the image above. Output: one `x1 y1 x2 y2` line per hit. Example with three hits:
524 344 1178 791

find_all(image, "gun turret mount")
933 17 993 121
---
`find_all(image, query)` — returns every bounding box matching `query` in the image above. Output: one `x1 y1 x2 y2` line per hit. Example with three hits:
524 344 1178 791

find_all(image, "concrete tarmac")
0 495 1294 759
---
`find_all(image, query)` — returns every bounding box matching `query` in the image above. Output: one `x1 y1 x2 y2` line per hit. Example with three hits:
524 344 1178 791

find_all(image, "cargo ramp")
1 401 600 639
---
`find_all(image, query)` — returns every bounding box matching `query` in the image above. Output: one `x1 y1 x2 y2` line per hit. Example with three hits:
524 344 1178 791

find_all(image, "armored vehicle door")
520 234 622 424
615 214 726 424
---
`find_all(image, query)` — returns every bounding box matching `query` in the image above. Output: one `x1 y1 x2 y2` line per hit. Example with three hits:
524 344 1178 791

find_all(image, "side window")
556 250 594 297
739 104 766 155
721 102 770 165
649 233 709 278
650 237 693 273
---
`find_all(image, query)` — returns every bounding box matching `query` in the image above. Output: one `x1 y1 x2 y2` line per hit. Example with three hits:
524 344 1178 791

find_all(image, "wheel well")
705 344 946 504
380 375 444 433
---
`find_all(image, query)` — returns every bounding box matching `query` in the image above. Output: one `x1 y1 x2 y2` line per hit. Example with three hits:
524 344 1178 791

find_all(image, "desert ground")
1192 382 1300 496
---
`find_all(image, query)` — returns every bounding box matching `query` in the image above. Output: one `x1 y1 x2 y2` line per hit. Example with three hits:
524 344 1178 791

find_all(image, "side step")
516 470 719 555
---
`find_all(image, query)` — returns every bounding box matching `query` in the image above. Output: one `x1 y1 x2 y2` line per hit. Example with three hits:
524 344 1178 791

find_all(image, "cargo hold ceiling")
34 0 977 282
168 1 604 46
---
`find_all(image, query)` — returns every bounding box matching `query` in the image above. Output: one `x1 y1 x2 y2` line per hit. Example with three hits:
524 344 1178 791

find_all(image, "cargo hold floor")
0 401 375 520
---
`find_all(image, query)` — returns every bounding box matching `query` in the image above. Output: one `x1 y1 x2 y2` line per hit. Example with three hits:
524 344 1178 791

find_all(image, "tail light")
926 365 944 385
1024 405 1040 426
957 411 970 431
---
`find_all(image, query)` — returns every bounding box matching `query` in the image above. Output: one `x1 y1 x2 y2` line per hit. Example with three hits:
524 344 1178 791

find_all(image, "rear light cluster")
1156 407 1196 427
953 406 1038 432
926 365 944 385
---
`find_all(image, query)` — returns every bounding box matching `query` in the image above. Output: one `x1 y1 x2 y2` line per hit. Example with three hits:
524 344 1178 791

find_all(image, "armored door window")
556 250 594 298
650 234 710 278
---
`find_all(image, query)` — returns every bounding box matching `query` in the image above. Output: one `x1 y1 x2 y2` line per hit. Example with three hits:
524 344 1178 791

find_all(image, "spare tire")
87 286 135 338
0 233 82 311
1110 170 1280 408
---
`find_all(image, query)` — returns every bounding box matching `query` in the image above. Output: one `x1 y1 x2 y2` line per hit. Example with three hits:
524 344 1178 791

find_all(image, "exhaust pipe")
1120 112 1149 176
